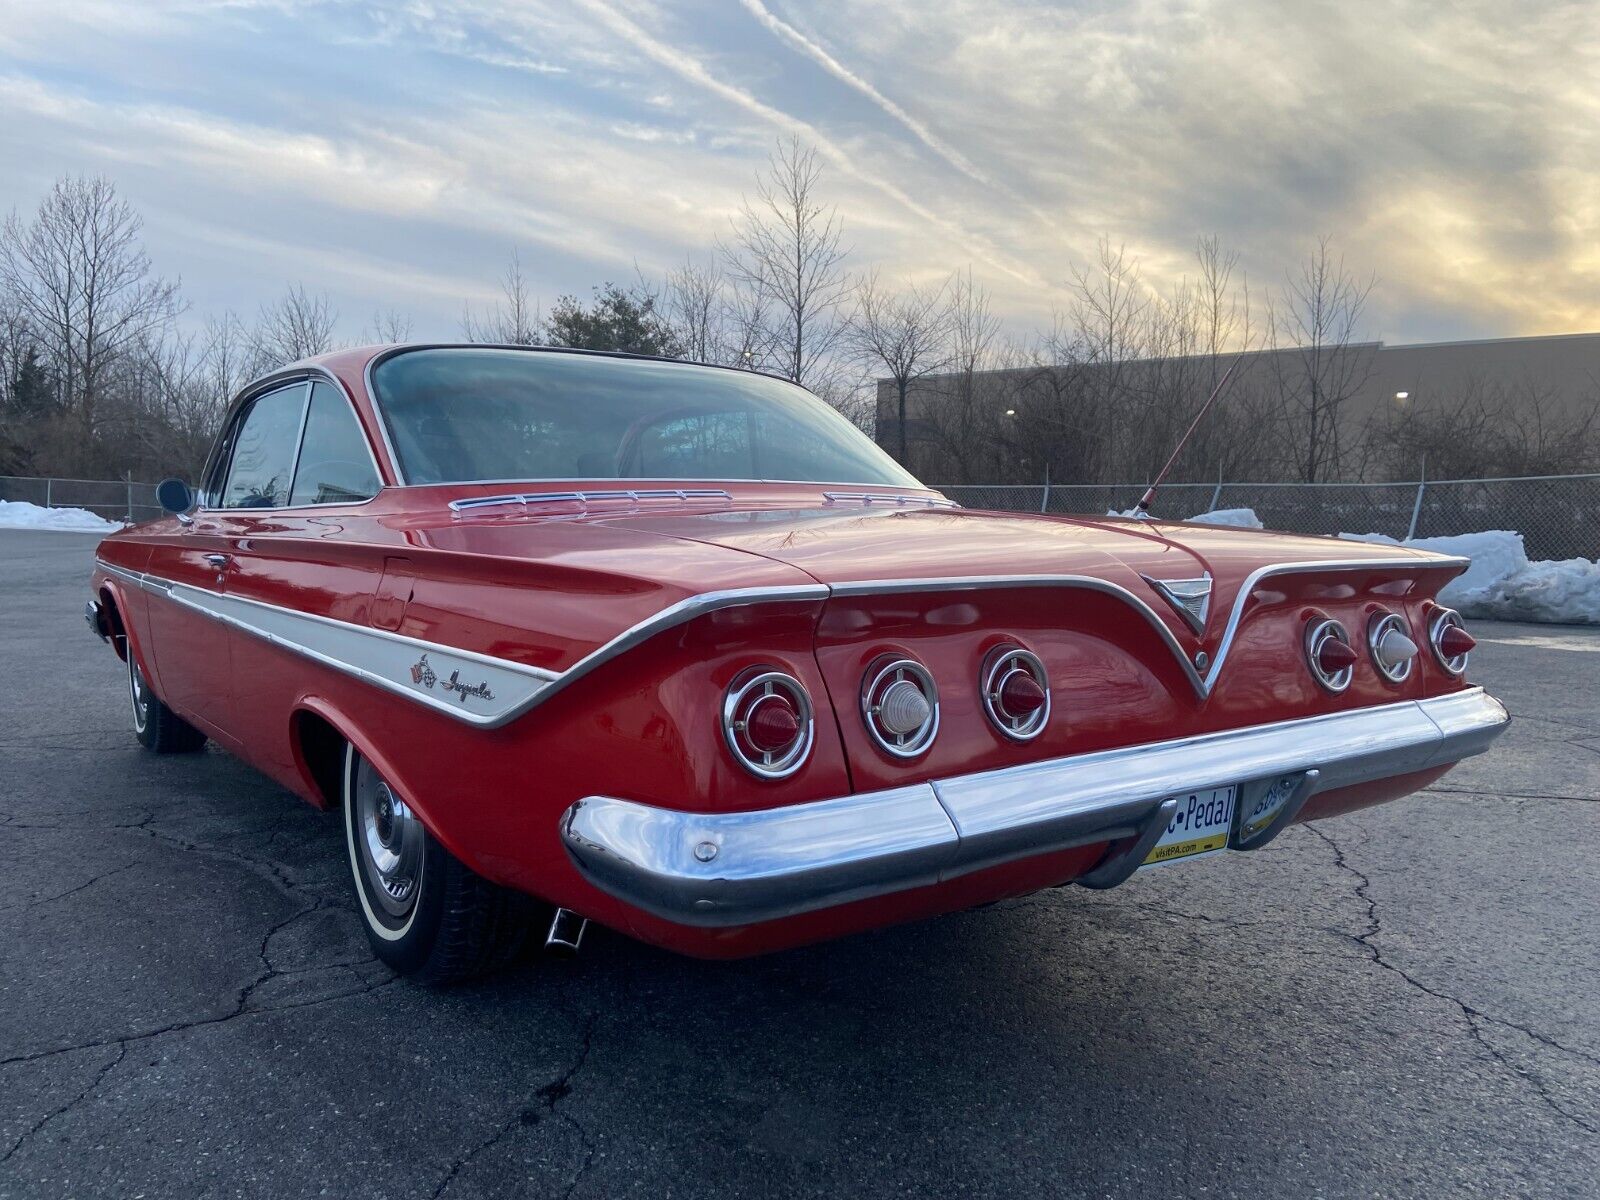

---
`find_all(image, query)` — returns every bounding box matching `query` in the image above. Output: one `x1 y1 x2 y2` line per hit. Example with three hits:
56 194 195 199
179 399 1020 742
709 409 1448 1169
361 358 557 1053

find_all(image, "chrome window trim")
360 343 931 493
561 688 1510 926
208 379 310 511
198 367 386 515
285 379 385 509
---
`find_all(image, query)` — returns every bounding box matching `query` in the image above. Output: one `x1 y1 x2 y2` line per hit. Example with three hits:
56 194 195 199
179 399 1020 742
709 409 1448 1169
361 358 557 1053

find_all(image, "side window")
290 382 381 505
219 384 307 509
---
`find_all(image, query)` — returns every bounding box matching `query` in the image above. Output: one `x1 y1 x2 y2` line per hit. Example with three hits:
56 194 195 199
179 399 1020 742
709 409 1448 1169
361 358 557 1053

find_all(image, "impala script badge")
409 653 495 704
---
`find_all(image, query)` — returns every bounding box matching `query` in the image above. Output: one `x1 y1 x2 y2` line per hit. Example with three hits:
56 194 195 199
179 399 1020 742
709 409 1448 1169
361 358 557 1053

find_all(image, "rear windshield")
370 348 922 488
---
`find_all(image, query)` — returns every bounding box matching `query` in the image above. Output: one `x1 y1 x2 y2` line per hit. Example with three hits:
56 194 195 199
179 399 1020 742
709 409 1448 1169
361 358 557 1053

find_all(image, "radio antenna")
1134 355 1245 518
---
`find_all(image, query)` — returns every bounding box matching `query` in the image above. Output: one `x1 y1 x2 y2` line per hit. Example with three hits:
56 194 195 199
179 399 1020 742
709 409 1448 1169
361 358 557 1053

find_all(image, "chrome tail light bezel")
1429 607 1472 676
981 646 1051 742
1367 611 1417 685
722 669 815 779
1305 618 1355 693
861 657 940 759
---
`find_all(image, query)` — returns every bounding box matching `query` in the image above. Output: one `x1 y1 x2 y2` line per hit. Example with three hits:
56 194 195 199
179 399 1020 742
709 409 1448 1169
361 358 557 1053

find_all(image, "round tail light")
982 646 1051 742
723 670 813 778
1368 612 1419 684
1429 608 1475 676
1306 619 1356 692
862 658 939 757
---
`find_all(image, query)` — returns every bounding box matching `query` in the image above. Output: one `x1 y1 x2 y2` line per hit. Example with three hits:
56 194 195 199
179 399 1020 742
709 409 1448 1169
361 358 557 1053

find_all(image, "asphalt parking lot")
2 528 1597 1200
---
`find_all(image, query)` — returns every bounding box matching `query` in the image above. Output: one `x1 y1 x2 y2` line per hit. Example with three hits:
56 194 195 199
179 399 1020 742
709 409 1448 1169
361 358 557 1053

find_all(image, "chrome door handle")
203 554 231 569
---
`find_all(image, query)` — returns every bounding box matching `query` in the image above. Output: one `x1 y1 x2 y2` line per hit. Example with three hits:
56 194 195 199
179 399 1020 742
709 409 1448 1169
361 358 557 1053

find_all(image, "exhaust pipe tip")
545 908 588 957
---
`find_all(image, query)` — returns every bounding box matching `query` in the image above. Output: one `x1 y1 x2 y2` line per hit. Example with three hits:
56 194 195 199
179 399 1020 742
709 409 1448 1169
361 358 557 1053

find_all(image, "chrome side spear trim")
97 551 1469 725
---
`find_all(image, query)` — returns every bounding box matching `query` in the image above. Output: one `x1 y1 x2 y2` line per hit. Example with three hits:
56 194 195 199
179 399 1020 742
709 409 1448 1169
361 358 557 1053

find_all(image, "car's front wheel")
342 744 538 983
128 647 208 754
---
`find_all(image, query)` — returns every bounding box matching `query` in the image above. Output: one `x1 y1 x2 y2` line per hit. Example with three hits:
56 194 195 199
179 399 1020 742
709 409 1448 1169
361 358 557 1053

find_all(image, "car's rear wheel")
128 647 208 754
342 744 538 983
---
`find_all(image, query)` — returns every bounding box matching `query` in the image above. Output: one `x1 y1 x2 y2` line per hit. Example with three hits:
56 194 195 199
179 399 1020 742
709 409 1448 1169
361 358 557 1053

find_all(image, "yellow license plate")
1142 786 1237 867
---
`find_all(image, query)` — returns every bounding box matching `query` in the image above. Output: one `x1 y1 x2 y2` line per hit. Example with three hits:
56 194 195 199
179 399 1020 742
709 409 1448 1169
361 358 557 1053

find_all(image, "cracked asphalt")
3 528 1597 1199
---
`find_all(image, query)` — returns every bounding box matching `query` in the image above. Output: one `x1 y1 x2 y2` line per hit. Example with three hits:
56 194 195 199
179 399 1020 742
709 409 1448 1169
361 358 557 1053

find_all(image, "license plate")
1142 786 1236 867
1236 774 1304 844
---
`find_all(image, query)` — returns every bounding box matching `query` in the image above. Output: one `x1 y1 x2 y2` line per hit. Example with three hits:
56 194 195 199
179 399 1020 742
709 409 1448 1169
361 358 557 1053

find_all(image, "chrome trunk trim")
96 552 1472 726
560 688 1509 927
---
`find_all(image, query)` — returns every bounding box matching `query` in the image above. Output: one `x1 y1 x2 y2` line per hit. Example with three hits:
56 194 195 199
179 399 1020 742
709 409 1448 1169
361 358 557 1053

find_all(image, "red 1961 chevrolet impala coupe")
88 345 1508 981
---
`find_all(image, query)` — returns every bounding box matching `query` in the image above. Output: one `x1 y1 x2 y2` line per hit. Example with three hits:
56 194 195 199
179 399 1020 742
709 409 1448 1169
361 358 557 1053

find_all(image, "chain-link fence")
0 476 162 523
5 472 1598 562
938 473 1600 563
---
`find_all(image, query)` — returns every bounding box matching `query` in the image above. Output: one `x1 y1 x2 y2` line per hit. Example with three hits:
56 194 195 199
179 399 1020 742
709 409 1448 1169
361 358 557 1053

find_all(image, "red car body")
89 345 1508 962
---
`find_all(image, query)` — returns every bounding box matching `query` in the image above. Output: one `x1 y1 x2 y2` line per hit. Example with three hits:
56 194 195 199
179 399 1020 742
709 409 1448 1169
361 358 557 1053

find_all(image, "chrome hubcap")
353 759 424 919
128 651 148 733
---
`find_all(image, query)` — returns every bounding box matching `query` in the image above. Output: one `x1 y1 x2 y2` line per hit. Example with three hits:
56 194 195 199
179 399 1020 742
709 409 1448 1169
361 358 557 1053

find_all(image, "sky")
1 0 1596 348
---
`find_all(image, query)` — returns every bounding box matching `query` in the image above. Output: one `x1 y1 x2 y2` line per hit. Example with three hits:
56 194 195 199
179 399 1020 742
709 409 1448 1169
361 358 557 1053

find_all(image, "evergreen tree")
543 283 683 358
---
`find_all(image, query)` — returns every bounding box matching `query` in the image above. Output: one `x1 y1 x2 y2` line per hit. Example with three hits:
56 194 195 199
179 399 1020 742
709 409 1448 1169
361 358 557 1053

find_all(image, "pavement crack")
0 977 401 1071
7 862 140 915
1504 710 1600 735
1424 786 1598 803
1307 823 1599 1135
429 1009 599 1199
0 1043 127 1165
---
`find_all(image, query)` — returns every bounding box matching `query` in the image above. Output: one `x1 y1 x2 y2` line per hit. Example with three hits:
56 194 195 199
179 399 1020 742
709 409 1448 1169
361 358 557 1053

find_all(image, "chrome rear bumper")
561 688 1509 927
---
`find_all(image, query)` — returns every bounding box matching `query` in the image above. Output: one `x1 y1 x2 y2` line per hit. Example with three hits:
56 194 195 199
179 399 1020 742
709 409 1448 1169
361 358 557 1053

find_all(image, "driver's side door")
143 381 309 743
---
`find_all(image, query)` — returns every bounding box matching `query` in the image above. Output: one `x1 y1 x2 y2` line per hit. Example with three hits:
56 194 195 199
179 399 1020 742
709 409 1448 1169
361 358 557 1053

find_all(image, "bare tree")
462 251 540 345
720 138 851 387
1268 236 1376 482
662 258 726 363
0 288 37 409
200 313 252 410
1379 377 1600 479
0 176 181 439
850 270 950 465
364 308 413 344
946 267 1002 380
250 283 338 372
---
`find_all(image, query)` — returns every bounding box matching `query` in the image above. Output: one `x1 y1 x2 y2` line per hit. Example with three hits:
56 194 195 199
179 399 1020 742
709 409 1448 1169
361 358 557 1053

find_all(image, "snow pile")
1187 507 1264 529
1335 529 1528 605
1104 503 1598 623
1106 506 1263 529
1355 530 1599 625
1189 507 1600 626
0 500 123 533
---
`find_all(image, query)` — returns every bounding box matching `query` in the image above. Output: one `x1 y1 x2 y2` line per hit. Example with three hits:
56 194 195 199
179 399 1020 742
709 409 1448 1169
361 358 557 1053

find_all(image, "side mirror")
157 478 194 515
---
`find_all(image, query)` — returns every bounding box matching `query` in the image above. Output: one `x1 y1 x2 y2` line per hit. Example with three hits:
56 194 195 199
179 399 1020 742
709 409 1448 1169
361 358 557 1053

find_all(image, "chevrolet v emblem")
1142 574 1212 634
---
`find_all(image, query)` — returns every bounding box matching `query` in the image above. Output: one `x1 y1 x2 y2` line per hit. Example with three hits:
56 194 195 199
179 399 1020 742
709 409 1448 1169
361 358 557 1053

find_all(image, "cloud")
564 0 1052 290
0 0 1594 346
